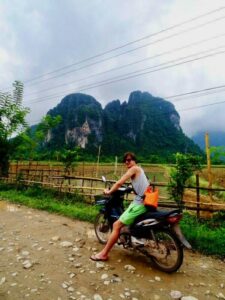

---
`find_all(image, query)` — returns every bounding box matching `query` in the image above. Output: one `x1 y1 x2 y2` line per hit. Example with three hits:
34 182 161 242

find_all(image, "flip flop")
90 255 108 262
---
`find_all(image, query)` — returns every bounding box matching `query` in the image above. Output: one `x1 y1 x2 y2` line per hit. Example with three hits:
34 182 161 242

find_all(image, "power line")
24 46 225 105
73 47 225 93
24 14 225 87
180 99 225 111
22 6 225 84
165 84 225 100
24 32 225 97
2 6 225 96
2 4 225 104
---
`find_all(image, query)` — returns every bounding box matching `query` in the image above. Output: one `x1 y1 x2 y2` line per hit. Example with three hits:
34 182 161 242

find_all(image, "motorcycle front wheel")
142 230 183 273
94 213 111 244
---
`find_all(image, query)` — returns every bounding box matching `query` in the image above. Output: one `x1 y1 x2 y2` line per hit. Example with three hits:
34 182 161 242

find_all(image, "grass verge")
180 212 225 258
0 183 98 223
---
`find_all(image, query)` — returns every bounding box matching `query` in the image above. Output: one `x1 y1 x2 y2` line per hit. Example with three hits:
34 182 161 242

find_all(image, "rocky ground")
0 200 224 300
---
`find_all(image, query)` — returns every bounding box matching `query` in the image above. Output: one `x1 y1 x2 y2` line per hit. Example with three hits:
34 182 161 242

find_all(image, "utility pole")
205 132 213 202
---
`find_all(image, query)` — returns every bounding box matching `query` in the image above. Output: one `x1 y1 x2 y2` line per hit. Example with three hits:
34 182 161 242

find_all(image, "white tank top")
131 167 149 204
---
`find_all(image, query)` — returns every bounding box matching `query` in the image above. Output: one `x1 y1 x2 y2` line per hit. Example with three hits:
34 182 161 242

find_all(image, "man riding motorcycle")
90 152 149 262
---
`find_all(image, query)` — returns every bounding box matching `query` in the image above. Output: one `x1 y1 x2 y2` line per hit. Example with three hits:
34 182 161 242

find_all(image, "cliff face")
44 91 202 158
47 93 103 149
65 119 90 148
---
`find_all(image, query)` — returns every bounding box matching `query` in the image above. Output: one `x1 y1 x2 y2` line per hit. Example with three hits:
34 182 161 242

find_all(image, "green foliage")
13 114 62 160
210 146 225 164
36 114 62 142
168 153 202 206
0 81 29 139
60 148 80 172
181 212 225 258
0 81 29 175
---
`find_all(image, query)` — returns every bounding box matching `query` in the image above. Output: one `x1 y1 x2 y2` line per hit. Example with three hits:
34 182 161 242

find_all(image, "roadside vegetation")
181 212 225 258
0 182 224 259
0 182 98 223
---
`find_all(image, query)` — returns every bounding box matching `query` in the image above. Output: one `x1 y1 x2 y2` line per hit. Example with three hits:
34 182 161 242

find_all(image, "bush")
181 212 225 258
168 153 202 207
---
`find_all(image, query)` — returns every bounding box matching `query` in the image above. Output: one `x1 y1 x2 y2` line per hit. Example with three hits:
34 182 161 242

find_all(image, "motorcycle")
94 177 192 273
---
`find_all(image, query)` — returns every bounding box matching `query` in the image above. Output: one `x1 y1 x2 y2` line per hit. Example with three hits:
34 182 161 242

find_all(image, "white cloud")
0 48 10 64
1 0 225 136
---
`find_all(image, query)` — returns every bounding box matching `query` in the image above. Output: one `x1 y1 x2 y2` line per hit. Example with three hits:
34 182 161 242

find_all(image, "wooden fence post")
90 179 93 202
16 160 19 179
27 161 31 181
196 174 200 219
96 145 101 178
68 169 71 193
114 156 118 176
41 170 44 183
205 132 213 202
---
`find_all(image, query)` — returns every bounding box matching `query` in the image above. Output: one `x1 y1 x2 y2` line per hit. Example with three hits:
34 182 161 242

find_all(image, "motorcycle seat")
133 209 181 224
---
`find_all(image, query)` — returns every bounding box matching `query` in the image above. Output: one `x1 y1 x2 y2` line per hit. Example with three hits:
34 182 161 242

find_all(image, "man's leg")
91 219 124 260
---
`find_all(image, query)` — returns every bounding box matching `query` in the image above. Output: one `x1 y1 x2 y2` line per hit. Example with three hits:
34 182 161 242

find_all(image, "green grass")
180 212 225 258
0 183 98 223
0 182 224 258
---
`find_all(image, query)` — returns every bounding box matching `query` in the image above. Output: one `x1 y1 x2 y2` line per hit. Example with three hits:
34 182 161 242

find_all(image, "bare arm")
104 166 139 194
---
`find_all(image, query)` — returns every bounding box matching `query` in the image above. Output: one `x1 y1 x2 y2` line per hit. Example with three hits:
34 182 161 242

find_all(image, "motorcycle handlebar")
113 185 133 194
103 186 133 195
102 176 133 194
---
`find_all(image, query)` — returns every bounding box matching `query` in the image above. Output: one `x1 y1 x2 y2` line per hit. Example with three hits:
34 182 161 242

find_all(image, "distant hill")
41 90 202 161
192 131 225 150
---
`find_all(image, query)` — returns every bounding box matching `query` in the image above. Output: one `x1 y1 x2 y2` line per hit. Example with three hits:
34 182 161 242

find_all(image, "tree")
167 153 202 207
210 146 225 164
14 114 62 160
0 81 29 176
60 148 80 173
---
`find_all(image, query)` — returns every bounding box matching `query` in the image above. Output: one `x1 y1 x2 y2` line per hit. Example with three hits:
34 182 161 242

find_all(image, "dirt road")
0 201 224 300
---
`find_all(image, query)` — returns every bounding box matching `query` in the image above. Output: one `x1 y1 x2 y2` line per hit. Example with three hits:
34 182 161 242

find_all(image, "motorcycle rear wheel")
143 230 183 273
94 213 111 244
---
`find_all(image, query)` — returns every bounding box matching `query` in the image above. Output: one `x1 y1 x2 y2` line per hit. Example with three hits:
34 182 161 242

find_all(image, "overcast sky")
1 0 225 137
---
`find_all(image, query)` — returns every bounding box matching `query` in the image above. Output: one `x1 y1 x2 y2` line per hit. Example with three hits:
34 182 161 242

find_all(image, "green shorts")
119 202 147 225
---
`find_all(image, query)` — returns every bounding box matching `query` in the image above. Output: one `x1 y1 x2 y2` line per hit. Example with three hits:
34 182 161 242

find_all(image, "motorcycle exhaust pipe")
172 223 192 250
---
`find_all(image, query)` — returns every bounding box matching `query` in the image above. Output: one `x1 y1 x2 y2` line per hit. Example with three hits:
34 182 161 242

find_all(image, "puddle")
0 201 19 212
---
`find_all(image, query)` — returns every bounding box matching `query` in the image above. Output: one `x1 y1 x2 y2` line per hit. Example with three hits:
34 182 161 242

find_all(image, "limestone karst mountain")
42 90 202 160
